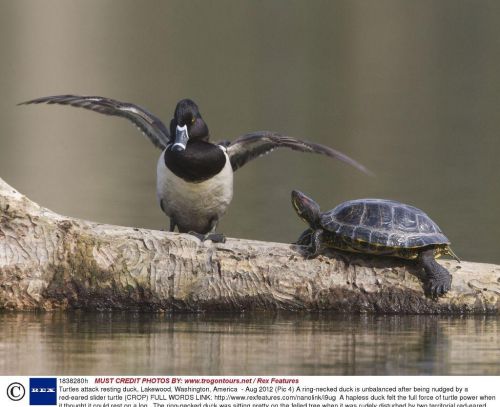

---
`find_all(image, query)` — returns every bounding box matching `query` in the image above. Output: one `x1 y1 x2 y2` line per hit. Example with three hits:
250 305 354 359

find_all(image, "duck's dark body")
158 143 233 234
19 95 371 240
164 140 227 183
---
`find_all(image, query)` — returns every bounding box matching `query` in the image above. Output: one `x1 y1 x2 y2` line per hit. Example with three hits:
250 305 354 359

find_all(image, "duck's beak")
172 124 189 152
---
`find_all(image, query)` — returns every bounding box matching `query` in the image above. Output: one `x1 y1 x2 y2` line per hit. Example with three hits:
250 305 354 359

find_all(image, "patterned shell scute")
320 199 450 248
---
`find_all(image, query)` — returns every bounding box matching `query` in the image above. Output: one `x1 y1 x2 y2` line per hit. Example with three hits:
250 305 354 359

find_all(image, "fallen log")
0 176 499 313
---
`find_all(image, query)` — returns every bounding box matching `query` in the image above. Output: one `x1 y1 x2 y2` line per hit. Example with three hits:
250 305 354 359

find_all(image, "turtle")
291 190 459 296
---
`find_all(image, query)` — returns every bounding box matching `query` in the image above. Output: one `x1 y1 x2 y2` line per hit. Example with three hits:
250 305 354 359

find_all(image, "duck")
19 95 372 242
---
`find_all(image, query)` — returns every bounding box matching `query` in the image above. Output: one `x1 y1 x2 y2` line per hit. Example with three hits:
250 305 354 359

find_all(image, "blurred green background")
0 0 499 263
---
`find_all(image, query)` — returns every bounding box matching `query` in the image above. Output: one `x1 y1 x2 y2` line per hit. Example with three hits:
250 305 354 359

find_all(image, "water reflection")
1 312 498 375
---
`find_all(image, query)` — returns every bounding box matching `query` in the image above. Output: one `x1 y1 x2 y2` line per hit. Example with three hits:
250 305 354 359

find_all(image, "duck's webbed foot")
205 232 226 243
187 231 226 244
185 217 226 243
169 217 177 232
418 248 452 297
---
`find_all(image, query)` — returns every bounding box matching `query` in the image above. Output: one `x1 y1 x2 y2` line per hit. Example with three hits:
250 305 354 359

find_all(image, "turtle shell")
320 199 450 249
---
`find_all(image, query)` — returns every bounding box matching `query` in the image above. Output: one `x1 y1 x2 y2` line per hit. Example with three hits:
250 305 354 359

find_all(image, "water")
0 1 499 375
1 312 499 375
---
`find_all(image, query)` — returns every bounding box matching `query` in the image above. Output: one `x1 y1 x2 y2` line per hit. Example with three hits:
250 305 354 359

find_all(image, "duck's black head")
170 99 209 152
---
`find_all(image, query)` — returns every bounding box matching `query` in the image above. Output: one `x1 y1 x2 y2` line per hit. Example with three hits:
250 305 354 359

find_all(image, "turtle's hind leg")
417 248 452 297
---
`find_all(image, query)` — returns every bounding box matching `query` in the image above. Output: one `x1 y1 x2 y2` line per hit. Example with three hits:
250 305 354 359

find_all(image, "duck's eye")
191 117 196 124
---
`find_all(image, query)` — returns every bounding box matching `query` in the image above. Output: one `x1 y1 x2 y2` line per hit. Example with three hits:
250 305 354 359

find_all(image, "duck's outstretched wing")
224 131 373 175
19 95 170 150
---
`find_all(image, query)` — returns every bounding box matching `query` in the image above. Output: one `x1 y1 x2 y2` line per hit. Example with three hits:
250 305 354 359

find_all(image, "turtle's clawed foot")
419 249 452 297
301 244 322 260
302 229 323 260
294 229 317 258
425 272 452 297
304 250 319 260
188 231 226 244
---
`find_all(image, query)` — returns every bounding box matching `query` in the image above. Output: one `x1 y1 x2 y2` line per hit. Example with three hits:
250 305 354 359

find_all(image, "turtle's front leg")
305 229 323 259
295 228 313 246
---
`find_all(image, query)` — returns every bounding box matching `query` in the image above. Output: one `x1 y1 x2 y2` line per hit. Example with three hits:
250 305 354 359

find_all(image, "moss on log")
0 176 499 313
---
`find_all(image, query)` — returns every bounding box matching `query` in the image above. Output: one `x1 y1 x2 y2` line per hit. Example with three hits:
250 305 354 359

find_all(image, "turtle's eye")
191 117 196 124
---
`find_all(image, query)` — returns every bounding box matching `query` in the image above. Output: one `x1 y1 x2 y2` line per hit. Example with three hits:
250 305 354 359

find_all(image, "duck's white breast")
156 149 234 233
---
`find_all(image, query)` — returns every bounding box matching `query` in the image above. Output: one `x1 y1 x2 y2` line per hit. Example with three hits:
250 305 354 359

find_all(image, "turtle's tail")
446 247 461 263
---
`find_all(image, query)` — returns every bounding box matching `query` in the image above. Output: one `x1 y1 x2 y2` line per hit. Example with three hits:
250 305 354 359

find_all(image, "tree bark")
0 176 499 313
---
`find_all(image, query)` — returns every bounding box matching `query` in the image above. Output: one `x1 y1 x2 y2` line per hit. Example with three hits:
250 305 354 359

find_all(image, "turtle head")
291 190 321 228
